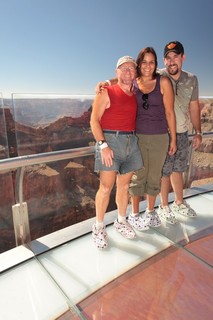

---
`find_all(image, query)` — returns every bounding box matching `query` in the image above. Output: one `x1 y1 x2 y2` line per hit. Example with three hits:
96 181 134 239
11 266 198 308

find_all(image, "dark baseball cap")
164 41 184 57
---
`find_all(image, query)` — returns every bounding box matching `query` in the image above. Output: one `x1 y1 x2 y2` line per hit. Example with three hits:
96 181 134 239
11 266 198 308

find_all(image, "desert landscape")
0 97 212 253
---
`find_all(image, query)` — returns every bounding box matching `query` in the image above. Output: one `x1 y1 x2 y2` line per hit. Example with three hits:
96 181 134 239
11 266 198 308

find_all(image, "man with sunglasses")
158 41 202 222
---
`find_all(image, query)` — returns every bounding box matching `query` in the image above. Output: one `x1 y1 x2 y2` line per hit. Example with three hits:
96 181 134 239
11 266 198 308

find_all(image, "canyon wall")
0 98 212 253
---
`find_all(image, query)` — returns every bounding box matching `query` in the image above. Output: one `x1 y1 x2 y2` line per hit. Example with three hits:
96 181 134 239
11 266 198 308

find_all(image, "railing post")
12 166 31 246
12 202 31 246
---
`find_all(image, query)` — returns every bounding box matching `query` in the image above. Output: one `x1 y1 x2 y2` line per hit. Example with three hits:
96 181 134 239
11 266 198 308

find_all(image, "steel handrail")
0 131 212 247
0 146 95 172
0 132 212 201
0 132 212 173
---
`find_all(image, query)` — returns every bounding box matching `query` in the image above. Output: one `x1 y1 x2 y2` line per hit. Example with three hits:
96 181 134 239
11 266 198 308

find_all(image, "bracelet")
99 142 108 150
196 132 203 136
105 80 111 86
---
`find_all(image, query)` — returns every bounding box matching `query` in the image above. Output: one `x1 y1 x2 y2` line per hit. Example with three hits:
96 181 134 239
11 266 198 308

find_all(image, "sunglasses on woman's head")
142 94 149 110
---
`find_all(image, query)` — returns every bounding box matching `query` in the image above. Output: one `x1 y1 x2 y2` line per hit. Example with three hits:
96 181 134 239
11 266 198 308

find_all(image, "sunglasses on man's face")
142 94 149 110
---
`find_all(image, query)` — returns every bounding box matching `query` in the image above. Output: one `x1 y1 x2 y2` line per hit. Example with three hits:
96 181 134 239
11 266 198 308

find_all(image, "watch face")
98 140 104 145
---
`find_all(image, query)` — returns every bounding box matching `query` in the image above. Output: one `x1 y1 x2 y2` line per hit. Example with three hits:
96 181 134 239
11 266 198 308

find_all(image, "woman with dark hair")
136 47 158 78
128 47 176 228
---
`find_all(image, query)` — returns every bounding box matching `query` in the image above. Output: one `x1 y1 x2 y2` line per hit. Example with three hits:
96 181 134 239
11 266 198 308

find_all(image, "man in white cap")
90 56 143 249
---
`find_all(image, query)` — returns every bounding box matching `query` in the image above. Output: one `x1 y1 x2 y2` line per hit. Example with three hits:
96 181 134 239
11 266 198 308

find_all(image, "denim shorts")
94 133 143 174
162 131 189 176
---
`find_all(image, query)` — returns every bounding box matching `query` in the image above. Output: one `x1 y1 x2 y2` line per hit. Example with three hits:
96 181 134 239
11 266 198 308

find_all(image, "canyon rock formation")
0 98 212 252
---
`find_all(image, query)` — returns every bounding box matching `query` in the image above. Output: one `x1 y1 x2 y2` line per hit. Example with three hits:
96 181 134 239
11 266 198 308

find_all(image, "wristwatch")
98 140 108 150
98 140 106 146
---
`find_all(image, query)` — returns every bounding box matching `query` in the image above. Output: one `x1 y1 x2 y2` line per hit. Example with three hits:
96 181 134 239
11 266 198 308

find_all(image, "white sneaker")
171 201 197 217
128 214 149 231
142 210 161 227
114 219 136 239
92 224 108 249
158 205 177 224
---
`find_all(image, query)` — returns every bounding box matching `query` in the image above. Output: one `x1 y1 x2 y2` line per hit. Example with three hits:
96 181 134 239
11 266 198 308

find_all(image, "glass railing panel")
179 97 213 259
0 96 16 253
187 97 213 187
0 94 9 159
23 154 116 242
24 156 97 240
1 94 212 254
0 170 15 253
10 94 117 243
11 94 95 156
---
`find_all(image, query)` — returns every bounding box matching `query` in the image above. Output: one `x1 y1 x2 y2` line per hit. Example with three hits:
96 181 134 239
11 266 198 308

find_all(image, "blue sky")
0 0 212 98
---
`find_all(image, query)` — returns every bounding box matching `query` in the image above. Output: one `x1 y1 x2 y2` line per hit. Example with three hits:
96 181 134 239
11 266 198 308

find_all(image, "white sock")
131 212 139 217
146 209 155 214
96 221 104 229
118 214 126 224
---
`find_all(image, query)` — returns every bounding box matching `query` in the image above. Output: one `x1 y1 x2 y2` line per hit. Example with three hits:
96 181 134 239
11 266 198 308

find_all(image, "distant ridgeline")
1 97 94 158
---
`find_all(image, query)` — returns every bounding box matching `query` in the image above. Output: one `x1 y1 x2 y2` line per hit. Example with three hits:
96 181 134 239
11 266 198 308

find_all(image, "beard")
167 64 179 76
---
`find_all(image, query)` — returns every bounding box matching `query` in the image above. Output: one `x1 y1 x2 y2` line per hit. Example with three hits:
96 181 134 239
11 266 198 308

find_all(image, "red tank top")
100 84 137 131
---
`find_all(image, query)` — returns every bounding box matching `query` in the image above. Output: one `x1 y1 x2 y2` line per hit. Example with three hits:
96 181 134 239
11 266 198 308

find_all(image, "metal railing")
0 132 212 247
0 146 95 246
185 132 213 186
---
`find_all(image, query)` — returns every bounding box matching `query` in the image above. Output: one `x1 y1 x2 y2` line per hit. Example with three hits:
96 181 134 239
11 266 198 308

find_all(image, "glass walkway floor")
0 184 212 320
